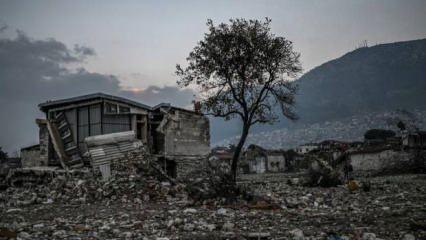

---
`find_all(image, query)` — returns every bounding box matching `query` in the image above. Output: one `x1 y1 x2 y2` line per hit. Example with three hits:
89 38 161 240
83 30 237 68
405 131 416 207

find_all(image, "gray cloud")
74 44 96 58
122 86 195 107
0 32 195 153
0 24 7 32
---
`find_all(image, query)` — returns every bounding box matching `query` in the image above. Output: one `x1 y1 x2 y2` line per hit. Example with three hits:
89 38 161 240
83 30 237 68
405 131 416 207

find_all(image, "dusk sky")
1 0 426 153
1 1 426 233
1 0 425 90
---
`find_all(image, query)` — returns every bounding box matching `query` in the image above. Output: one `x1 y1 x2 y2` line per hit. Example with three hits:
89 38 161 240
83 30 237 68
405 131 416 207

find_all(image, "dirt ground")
1 173 425 240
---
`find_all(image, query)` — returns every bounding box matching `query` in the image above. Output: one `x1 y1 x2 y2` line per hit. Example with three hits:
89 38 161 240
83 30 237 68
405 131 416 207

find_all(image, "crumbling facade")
336 148 415 176
25 93 210 179
402 131 426 149
296 144 318 155
244 145 286 174
20 144 42 167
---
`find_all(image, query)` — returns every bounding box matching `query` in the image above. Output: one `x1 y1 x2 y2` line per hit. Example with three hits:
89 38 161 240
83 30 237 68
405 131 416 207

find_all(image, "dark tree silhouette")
176 18 302 181
0 147 8 161
364 129 396 141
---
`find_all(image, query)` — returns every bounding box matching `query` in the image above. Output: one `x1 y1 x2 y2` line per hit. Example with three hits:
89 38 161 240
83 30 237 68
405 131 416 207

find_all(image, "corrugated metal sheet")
85 131 143 168
99 163 111 180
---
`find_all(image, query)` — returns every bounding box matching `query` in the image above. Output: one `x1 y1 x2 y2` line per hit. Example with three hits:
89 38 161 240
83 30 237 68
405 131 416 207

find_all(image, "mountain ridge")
295 38 426 124
212 38 426 147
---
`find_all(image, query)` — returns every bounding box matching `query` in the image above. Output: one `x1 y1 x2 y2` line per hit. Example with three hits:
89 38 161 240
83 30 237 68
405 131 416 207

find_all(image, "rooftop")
38 92 200 115
39 92 153 112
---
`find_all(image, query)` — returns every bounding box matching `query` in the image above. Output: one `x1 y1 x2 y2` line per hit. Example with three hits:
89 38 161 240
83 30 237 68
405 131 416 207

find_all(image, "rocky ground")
0 172 425 240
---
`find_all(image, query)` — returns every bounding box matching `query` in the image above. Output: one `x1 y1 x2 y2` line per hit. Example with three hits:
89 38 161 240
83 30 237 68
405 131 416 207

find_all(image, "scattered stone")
362 232 377 240
17 231 31 239
245 232 271 239
183 223 195 231
205 224 216 231
1 164 424 239
216 208 227 215
348 180 360 192
402 234 416 240
222 222 235 231
6 208 22 213
289 228 305 240
52 230 66 237
183 208 197 214
32 223 45 229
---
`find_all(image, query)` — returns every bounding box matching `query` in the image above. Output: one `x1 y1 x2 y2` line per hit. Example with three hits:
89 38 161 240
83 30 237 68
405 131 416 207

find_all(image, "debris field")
1 170 425 240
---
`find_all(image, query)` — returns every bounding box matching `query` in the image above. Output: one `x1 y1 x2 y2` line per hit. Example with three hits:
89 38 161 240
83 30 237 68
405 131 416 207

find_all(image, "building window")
119 105 130 113
105 102 118 114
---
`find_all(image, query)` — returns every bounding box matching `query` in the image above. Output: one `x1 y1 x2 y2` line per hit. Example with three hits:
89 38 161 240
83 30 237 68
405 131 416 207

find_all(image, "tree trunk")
231 123 250 182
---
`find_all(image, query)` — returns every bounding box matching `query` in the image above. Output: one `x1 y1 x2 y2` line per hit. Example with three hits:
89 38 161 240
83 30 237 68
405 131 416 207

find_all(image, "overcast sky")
1 0 425 90
0 0 425 153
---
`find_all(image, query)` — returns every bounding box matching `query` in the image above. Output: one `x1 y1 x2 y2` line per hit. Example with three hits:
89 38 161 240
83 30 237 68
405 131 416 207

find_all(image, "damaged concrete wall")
163 110 210 157
159 109 210 179
37 120 49 166
21 145 42 167
348 149 413 175
173 156 206 179
267 154 286 172
251 156 266 173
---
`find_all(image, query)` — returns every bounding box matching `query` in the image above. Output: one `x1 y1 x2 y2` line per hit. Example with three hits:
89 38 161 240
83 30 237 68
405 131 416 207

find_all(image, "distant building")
210 146 233 165
337 147 414 176
296 144 318 155
402 131 426 149
244 145 286 173
318 140 348 152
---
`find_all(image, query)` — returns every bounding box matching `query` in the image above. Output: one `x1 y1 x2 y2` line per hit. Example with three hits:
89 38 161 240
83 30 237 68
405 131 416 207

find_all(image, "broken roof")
21 144 40 151
38 92 152 112
38 92 199 114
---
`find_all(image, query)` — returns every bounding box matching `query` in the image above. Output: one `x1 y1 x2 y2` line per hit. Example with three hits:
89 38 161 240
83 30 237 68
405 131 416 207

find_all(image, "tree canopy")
364 129 396 141
176 18 302 180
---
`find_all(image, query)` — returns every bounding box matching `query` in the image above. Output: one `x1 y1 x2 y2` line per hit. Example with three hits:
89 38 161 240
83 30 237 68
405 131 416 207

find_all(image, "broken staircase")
46 111 84 169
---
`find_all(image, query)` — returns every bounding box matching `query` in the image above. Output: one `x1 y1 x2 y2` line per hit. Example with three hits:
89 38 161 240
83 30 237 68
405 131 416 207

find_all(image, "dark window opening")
105 102 117 114
119 105 130 113
166 159 177 178
136 122 143 140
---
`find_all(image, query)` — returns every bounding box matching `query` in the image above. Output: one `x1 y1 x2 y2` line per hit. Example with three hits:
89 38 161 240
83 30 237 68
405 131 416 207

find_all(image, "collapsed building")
302 133 425 177
22 93 210 179
339 147 414 176
244 145 287 174
209 146 233 165
402 131 426 149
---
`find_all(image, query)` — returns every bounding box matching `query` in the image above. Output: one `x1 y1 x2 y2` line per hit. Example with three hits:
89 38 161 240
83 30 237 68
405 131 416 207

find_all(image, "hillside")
296 38 426 123
213 38 426 146
215 109 426 149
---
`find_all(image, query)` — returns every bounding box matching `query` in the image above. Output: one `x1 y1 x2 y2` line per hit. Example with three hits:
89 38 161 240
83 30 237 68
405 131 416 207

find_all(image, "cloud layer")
0 32 195 153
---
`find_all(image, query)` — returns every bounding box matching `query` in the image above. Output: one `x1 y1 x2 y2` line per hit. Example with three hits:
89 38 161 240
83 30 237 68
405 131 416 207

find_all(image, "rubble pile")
0 156 187 209
1 153 425 240
237 174 426 239
184 161 247 204
1 173 425 239
304 157 342 187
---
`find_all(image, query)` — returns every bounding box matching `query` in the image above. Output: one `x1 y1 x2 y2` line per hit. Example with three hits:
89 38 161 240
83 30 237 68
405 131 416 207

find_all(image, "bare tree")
176 18 302 181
